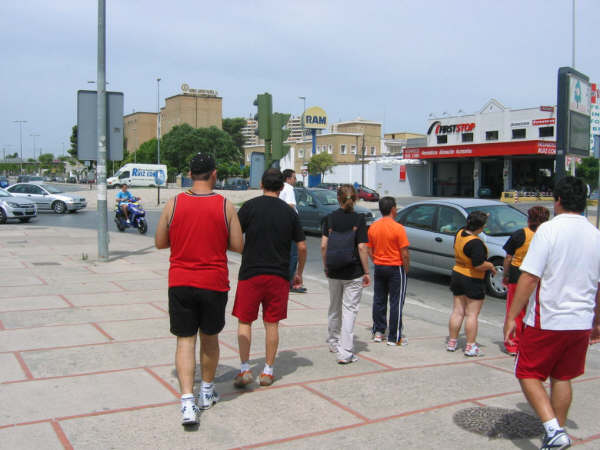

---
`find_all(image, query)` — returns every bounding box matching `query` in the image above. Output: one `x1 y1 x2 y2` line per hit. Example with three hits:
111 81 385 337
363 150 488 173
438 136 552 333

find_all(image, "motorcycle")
114 199 148 234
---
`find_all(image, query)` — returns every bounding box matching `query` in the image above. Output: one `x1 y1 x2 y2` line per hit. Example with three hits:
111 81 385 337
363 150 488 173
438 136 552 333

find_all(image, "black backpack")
325 214 359 270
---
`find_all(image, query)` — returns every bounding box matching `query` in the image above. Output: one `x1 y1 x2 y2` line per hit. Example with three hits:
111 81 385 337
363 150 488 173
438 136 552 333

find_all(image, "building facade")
403 99 557 197
591 83 600 154
123 112 158 154
241 118 259 146
160 87 222 135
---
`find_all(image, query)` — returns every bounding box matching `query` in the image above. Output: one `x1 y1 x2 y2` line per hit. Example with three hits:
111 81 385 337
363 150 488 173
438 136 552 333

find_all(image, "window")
298 148 304 158
400 205 436 231
9 185 27 193
539 126 554 138
119 171 130 179
436 206 466 235
461 133 473 143
328 144 333 154
512 128 526 139
437 135 448 144
486 130 498 141
340 144 347 154
28 185 44 195
351 145 357 154
370 146 376 155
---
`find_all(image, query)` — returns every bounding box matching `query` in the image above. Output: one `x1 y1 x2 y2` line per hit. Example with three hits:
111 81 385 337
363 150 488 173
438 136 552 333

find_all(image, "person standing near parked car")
501 206 550 355
367 196 410 346
321 185 370 364
279 169 307 294
447 211 496 356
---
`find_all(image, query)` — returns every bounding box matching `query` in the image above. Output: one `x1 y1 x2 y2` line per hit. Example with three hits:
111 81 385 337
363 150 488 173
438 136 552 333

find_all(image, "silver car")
6 183 87 214
395 199 527 298
0 188 37 223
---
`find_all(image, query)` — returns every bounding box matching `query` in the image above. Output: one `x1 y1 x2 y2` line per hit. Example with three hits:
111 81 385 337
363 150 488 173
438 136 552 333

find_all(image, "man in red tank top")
155 153 243 426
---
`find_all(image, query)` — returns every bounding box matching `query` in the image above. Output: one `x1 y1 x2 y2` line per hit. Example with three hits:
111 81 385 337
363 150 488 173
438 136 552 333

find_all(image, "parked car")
315 182 343 191
17 175 43 183
6 183 87 214
0 188 37 223
219 177 249 190
395 199 528 298
0 176 9 188
294 187 378 234
356 185 380 202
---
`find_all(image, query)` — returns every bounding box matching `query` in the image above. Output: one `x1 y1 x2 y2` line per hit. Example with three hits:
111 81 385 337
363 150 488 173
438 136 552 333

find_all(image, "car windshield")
0 189 10 197
40 184 63 194
312 189 339 205
465 205 527 236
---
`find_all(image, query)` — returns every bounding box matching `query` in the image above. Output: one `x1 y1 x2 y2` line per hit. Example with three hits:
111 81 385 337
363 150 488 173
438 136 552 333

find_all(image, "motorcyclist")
116 184 140 224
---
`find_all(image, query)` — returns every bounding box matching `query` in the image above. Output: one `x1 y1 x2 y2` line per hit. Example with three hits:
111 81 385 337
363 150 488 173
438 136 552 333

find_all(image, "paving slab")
0 323 109 352
60 385 362 450
98 317 172 340
0 304 166 329
0 422 64 450
0 280 124 298
0 353 28 383
21 337 238 378
0 369 176 427
267 403 538 449
64 289 166 307
0 295 69 312
0 273 45 287
308 363 519 420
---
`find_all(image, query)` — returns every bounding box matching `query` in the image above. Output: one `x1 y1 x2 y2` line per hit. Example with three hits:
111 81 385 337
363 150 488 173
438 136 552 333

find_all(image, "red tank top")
168 191 229 291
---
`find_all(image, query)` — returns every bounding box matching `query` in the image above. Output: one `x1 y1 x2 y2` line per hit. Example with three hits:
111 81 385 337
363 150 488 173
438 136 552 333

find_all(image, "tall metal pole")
570 0 577 175
299 96 306 184
13 120 27 174
30 133 40 173
156 77 161 206
96 0 109 261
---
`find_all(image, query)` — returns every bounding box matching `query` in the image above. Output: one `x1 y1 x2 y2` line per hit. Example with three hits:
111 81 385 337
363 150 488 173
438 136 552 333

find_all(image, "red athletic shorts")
233 275 289 323
515 325 591 381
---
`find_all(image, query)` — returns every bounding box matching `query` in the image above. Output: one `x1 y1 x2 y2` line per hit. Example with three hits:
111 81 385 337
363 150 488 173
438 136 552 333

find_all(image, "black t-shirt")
459 230 487 267
322 208 368 280
238 195 305 281
503 228 526 284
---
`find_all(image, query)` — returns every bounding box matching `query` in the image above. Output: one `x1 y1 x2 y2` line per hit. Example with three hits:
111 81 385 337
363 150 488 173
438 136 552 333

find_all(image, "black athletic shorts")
168 286 228 337
450 271 485 300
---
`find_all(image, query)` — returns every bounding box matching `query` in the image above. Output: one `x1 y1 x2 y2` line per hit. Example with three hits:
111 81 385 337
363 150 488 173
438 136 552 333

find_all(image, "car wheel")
486 257 507 299
0 208 6 224
18 217 31 223
52 201 67 214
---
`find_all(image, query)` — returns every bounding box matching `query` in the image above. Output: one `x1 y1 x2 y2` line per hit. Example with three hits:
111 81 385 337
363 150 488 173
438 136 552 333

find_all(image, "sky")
1 0 599 160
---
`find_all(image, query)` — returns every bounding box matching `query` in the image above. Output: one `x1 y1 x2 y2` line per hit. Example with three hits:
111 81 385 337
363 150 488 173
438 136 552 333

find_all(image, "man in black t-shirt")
232 169 307 387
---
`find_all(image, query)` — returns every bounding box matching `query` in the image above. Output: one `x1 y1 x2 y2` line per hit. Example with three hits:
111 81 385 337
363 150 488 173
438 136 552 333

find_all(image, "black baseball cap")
190 153 216 175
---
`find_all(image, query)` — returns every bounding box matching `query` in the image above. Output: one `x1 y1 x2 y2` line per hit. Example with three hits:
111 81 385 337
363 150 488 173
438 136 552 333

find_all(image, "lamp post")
298 96 306 184
13 120 27 174
156 77 161 206
30 133 40 174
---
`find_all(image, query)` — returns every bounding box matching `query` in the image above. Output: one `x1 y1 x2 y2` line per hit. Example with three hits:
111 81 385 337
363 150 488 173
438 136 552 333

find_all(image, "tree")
576 157 599 191
222 117 247 163
38 153 55 165
161 124 241 178
307 153 335 181
68 125 78 159
123 138 158 165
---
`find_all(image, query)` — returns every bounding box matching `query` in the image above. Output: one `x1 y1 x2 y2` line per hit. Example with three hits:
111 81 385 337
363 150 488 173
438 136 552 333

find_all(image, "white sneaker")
541 428 571 449
464 343 483 357
373 332 384 343
181 401 199 425
328 342 339 353
199 389 219 410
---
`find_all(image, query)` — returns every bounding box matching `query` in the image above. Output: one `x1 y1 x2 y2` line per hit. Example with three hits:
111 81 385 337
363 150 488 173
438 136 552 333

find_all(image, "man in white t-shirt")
280 169 307 293
504 176 600 450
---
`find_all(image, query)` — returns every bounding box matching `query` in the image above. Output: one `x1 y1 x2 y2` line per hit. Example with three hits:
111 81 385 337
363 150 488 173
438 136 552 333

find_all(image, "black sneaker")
290 286 307 293
541 428 571 449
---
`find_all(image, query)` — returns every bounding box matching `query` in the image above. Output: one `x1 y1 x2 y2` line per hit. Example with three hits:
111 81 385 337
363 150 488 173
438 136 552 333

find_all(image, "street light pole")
298 96 306 184
13 120 27 174
30 134 40 174
156 77 161 206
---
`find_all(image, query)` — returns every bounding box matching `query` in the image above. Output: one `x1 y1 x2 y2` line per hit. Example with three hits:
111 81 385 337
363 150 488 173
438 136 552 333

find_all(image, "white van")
107 163 168 188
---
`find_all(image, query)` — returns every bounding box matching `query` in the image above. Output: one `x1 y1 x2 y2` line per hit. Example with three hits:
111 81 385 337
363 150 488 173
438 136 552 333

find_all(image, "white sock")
181 393 194 404
240 361 250 373
200 381 213 393
543 418 560 435
263 364 273 376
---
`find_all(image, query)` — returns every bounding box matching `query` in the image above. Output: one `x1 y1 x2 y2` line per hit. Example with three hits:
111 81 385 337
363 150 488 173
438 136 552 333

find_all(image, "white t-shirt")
520 213 600 330
279 182 297 212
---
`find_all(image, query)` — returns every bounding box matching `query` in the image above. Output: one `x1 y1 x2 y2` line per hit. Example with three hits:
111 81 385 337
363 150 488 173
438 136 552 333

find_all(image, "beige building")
244 118 383 173
123 85 222 154
123 112 158 154
382 132 426 156
241 118 259 146
160 87 222 135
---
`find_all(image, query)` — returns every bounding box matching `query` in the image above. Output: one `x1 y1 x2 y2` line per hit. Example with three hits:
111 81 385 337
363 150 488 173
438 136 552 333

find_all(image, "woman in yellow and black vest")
502 206 550 355
447 211 496 357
